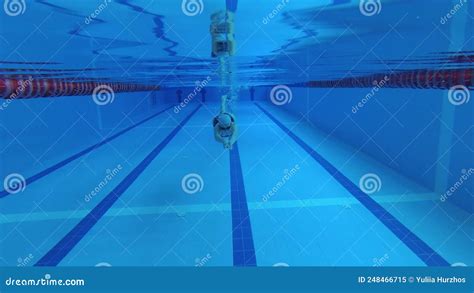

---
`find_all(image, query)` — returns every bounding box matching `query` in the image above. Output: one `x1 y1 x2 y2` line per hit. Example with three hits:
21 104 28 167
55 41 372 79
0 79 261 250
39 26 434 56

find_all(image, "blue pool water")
0 0 473 268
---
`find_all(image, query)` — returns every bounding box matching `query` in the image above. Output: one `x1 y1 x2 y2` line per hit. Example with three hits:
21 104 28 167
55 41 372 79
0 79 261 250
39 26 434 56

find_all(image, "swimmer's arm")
220 95 228 113
229 125 238 145
214 126 223 143
214 125 230 145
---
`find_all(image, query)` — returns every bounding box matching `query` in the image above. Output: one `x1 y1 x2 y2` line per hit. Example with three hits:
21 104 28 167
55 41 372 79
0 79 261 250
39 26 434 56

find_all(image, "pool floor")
1 101 472 267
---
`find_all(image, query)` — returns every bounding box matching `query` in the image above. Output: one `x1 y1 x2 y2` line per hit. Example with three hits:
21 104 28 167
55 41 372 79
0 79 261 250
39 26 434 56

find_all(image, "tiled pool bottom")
1 102 471 267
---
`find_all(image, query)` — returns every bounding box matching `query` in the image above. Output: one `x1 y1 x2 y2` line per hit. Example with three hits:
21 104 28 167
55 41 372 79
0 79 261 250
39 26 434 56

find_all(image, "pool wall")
0 91 174 178
256 86 473 213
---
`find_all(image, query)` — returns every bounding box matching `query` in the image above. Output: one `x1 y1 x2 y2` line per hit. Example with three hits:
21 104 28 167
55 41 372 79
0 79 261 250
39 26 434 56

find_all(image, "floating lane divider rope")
35 105 202 266
292 68 473 90
0 78 159 99
229 143 257 266
0 105 175 198
255 103 450 267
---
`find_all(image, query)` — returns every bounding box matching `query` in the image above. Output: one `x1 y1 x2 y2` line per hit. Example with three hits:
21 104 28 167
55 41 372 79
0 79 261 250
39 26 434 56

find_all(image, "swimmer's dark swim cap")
217 113 232 128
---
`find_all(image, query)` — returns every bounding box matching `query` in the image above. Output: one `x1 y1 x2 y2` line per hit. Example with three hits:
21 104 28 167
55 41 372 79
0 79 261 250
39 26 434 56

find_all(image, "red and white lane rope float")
0 77 159 99
300 68 473 89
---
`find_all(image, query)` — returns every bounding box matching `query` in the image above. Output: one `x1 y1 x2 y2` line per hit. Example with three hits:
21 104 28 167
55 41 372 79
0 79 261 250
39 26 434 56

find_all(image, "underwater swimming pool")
0 0 473 268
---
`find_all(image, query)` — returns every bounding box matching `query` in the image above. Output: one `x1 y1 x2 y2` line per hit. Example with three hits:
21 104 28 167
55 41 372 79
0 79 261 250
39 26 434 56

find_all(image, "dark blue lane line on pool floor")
229 143 257 267
0 105 175 199
35 105 202 266
255 103 450 267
